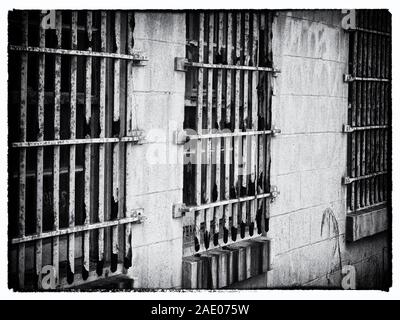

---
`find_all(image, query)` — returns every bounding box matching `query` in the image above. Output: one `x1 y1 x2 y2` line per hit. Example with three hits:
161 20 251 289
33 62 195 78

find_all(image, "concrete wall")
125 10 389 289
267 10 389 289
126 12 186 288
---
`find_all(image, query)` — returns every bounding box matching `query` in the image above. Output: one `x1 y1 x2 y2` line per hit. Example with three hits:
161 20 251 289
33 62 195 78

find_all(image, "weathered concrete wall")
124 10 389 289
125 12 186 288
267 10 389 289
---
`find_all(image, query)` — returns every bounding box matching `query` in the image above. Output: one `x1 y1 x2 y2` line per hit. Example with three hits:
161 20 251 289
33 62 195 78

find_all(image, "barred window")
8 10 145 290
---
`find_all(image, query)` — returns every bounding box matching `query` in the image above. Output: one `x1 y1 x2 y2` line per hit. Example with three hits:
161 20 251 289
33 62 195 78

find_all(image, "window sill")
346 206 388 242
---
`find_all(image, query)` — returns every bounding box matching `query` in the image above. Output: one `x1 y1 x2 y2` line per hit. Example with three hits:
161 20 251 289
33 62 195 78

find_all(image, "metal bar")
365 12 371 207
184 61 276 72
194 13 205 252
52 10 62 286
186 129 274 140
35 11 46 288
124 12 135 269
241 12 250 236
18 11 28 289
189 192 273 212
223 12 233 242
347 27 391 37
232 12 241 241
111 11 121 272
11 214 144 245
98 11 107 271
83 10 92 280
204 13 214 249
9 45 147 61
344 171 388 184
344 74 390 82
12 135 143 148
250 13 259 233
213 12 224 246
343 124 389 132
67 11 78 284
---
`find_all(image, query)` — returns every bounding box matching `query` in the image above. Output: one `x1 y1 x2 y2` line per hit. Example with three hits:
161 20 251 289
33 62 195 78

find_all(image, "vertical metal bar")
18 11 28 289
52 10 62 286
111 11 121 272
204 13 214 249
223 12 233 243
83 10 92 280
124 11 134 269
250 13 258 235
194 13 205 252
97 10 107 273
213 12 224 246
365 11 371 207
349 29 358 212
257 13 267 230
263 12 273 234
355 11 362 210
240 12 250 238
232 12 241 241
35 10 46 288
67 11 78 284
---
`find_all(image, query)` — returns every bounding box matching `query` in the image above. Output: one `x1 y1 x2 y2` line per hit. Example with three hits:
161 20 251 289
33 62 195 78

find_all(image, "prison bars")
184 12 276 257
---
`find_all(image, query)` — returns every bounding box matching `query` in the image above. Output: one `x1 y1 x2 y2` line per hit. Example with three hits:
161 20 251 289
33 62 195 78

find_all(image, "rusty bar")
257 13 267 229
204 13 214 249
213 12 224 246
11 214 143 245
9 45 147 61
240 12 250 239
232 12 241 241
67 11 78 285
194 13 205 252
83 10 93 280
18 11 28 289
111 11 121 272
124 11 135 270
184 61 275 72
35 10 47 288
249 13 259 234
52 10 62 286
12 135 143 148
97 11 107 270
223 12 233 243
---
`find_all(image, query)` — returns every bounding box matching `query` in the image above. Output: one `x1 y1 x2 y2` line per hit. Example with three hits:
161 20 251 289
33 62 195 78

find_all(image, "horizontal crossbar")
175 58 279 73
347 27 391 37
343 124 389 133
344 74 391 83
9 45 148 62
11 210 144 244
343 171 388 184
12 132 145 148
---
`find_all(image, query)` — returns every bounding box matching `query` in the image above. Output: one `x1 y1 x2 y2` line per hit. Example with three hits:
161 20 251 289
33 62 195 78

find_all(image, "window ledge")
346 206 388 242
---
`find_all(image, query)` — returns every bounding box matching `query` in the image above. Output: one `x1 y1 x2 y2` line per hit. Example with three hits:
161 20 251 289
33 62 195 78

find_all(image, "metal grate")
344 10 391 214
8 10 146 290
181 11 278 256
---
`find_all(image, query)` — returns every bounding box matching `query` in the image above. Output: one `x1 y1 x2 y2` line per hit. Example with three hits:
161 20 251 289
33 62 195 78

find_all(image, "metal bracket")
272 68 281 77
129 130 146 144
172 203 191 219
343 124 354 133
175 57 188 72
174 130 190 145
343 176 352 185
343 74 355 82
128 208 147 223
271 126 281 137
270 185 280 202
